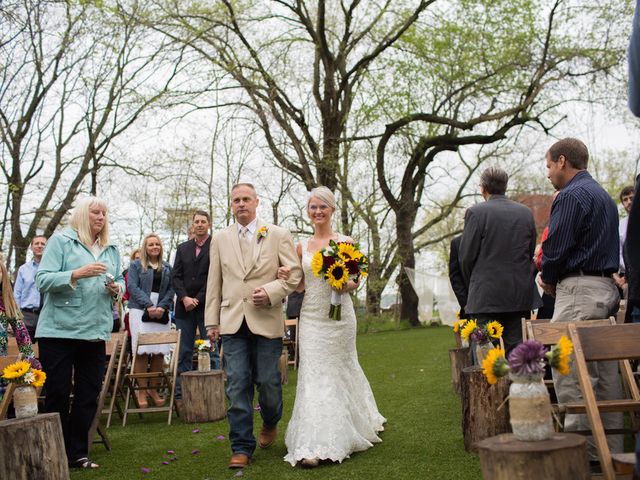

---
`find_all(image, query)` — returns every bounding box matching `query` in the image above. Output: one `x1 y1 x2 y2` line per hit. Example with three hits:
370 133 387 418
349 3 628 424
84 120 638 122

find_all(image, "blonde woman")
127 234 174 408
284 186 385 468
36 197 124 469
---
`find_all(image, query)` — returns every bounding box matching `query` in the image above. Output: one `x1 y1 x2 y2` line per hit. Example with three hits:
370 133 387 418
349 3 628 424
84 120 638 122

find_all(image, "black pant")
39 338 105 461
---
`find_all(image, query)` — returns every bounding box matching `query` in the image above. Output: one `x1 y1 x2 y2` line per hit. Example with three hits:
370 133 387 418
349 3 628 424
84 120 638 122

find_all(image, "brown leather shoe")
258 424 277 449
229 453 250 469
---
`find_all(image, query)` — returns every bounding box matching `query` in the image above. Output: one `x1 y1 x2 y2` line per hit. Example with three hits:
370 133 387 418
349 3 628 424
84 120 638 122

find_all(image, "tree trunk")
477 433 589 480
449 347 472 395
0 413 69 479
396 204 419 326
180 370 226 423
460 366 511 452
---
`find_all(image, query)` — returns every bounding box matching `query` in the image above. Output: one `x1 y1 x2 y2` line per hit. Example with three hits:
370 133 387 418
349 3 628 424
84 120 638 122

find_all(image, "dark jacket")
172 237 211 322
625 174 640 306
448 235 468 317
127 259 175 311
459 195 540 315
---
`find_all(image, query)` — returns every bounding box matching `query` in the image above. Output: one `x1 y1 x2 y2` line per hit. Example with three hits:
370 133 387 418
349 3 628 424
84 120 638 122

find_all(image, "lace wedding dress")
284 236 386 466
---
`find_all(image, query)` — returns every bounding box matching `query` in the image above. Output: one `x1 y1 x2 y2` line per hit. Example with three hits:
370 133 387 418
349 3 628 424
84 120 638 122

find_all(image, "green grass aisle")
72 327 481 480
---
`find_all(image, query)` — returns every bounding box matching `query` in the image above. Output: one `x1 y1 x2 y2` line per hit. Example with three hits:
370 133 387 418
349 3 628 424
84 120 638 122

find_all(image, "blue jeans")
632 306 640 324
174 316 220 399
222 321 283 457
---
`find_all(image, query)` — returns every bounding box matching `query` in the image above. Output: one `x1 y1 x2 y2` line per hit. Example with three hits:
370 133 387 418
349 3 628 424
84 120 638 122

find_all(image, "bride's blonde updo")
307 186 337 211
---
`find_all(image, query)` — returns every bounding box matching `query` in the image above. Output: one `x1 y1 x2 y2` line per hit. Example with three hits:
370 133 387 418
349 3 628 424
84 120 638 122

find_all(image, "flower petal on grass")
141 467 151 473
166 450 175 454
162 461 169 465
192 428 200 433
216 435 225 441
191 449 200 455
254 405 261 411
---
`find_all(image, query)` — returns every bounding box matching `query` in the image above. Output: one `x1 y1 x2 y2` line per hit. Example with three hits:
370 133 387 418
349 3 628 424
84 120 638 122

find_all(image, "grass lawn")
73 326 480 480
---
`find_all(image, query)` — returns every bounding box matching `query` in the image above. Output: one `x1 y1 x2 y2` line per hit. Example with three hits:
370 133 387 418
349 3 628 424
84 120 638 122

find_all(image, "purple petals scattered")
141 467 151 473
192 428 200 433
162 461 170 465
191 449 200 455
254 404 261 411
216 435 225 441
166 450 175 454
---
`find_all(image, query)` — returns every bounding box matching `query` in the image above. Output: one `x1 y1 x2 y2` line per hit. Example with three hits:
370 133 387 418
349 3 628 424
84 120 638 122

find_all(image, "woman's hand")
71 262 107 281
105 282 120 297
277 266 291 280
146 306 164 319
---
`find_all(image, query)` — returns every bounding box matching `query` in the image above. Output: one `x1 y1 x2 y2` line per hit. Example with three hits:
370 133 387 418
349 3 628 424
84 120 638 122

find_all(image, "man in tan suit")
205 183 302 469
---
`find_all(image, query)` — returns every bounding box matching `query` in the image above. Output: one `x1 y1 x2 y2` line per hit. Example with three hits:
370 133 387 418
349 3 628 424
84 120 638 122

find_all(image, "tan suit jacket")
204 220 303 338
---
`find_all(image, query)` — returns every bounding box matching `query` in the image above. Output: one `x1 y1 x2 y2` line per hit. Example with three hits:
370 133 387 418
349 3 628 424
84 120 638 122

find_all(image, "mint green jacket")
35 228 124 341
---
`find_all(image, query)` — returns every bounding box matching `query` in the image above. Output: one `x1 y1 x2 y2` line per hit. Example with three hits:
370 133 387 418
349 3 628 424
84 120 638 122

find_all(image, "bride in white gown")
284 186 386 468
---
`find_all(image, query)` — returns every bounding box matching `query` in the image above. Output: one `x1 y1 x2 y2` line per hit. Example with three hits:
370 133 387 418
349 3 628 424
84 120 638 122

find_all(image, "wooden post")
0 413 69 480
181 370 226 423
477 433 590 479
460 366 510 452
449 347 472 395
279 347 289 385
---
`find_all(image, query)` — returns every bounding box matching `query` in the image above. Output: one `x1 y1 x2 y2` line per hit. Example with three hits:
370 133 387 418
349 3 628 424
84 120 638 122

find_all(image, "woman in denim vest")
127 233 174 408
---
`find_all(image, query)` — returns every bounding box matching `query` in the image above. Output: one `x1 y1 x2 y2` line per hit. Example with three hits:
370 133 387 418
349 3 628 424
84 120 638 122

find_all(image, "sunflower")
195 339 205 347
547 335 573 375
460 319 477 342
31 369 46 388
337 243 361 263
486 321 504 339
326 261 349 290
2 360 31 380
311 251 325 277
482 347 509 385
453 319 467 334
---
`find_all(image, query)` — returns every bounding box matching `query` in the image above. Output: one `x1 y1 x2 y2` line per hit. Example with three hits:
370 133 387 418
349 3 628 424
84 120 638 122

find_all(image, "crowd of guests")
0 201 222 469
449 137 638 465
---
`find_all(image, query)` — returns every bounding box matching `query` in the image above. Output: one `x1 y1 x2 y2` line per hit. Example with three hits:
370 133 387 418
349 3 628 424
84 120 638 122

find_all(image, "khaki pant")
551 275 622 457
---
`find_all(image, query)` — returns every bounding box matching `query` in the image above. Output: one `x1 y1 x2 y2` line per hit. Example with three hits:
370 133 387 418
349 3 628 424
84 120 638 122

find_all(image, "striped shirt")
541 170 619 285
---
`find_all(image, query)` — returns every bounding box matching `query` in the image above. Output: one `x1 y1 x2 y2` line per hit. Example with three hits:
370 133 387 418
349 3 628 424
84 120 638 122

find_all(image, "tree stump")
181 370 226 423
0 413 69 480
477 433 589 479
449 347 472 395
460 366 510 452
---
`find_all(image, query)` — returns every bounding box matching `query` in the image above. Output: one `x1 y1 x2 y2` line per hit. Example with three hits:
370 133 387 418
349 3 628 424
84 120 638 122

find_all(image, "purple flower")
162 461 169 465
470 329 488 344
141 467 151 473
166 450 175 454
216 435 225 441
254 404 261 411
508 340 547 376
192 428 200 434
191 449 200 455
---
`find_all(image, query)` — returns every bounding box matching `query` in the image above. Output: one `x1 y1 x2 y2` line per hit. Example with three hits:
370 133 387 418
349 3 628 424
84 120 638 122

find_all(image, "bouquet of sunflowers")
2 359 46 388
311 240 368 320
456 319 504 345
482 336 573 384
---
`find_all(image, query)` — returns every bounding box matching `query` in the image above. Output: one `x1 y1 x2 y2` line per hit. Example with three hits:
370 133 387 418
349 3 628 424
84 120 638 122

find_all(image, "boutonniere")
257 226 268 244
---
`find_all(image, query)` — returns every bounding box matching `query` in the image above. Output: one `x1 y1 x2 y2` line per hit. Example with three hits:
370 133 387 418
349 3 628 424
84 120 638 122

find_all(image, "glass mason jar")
475 341 494 365
13 385 38 419
197 351 211 372
508 372 554 441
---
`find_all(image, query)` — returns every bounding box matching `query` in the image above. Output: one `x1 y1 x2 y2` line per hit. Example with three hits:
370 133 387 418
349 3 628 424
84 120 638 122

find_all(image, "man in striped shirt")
539 137 623 457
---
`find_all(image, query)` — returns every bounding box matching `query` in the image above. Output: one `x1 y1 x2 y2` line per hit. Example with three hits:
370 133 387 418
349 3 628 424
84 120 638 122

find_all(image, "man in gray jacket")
459 167 539 354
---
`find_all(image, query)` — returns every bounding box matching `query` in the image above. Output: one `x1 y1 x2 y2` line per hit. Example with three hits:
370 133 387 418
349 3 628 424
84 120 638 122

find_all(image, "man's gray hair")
480 167 508 195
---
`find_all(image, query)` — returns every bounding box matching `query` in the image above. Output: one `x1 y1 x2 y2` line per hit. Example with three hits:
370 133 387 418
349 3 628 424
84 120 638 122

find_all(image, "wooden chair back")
122 330 181 426
568 322 640 480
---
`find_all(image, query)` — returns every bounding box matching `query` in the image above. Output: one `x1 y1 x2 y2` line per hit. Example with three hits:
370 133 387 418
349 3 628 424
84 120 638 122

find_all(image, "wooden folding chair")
103 332 128 428
122 330 181 426
88 335 121 452
0 353 23 420
568 322 640 480
284 318 299 369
